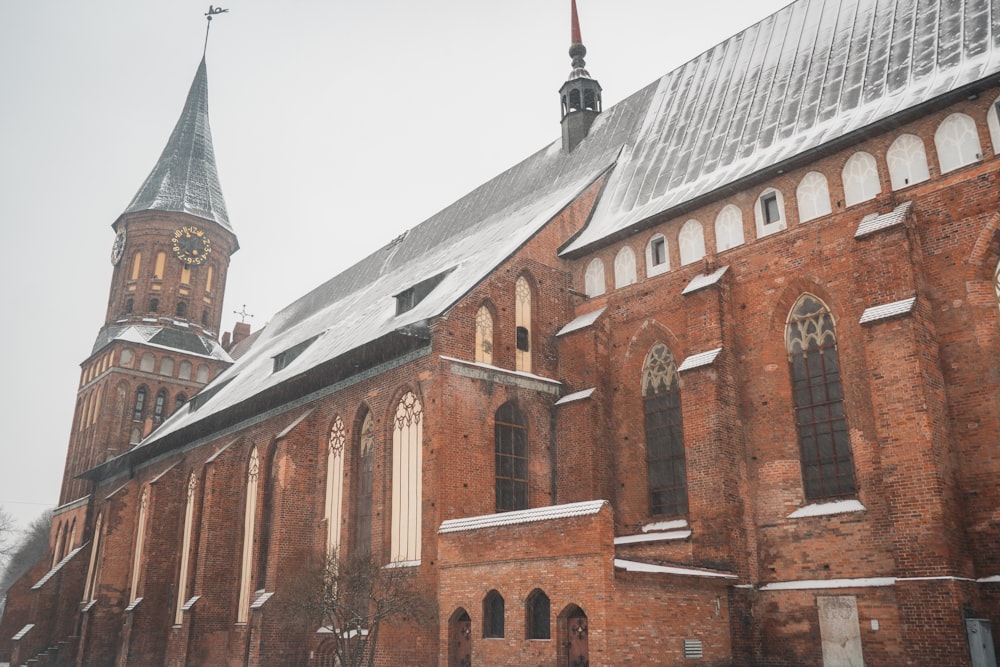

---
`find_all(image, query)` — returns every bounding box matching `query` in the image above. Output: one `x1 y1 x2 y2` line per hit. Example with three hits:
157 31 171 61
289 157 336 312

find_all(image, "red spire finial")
571 0 583 45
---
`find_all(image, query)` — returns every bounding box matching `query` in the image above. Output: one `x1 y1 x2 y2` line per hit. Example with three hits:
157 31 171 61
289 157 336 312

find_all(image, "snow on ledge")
12 624 34 641
439 500 608 534
678 348 722 372
125 597 144 612
384 560 421 569
555 388 595 405
250 591 274 610
859 297 916 325
760 577 895 591
682 266 728 295
854 201 912 238
441 356 562 389
614 559 738 580
615 530 692 545
558 307 606 336
977 575 1000 583
788 499 866 519
643 519 688 532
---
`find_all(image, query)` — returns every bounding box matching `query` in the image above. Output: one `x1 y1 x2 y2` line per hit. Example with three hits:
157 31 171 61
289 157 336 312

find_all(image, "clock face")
172 225 212 265
110 228 127 265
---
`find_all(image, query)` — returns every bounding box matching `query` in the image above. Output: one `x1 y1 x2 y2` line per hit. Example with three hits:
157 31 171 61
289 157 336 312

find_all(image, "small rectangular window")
762 193 781 225
651 238 666 266
516 326 530 352
395 288 416 315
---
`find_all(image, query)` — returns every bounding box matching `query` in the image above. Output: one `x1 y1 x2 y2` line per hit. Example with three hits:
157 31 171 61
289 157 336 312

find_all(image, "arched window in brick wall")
153 389 166 425
196 365 210 383
178 360 192 380
678 220 705 266
526 589 551 640
475 305 494 364
130 487 149 603
842 152 881 206
390 392 423 563
614 246 637 288
153 252 166 281
160 357 174 377
326 416 346 556
988 95 1000 156
51 522 64 567
796 172 832 223
495 401 528 512
786 294 857 500
483 590 505 638
237 447 259 623
935 112 982 174
642 343 688 517
82 512 102 603
585 258 606 297
886 134 930 190
715 205 745 251
130 252 142 282
515 276 532 373
133 386 147 422
175 393 186 412
140 353 155 373
351 411 375 558
175 472 197 625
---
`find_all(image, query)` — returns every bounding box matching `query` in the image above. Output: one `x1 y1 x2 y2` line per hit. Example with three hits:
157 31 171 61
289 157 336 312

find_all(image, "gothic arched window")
526 589 551 640
495 401 528 512
175 473 197 625
796 172 832 222
237 447 259 623
585 258 606 297
642 343 688 516
390 392 423 563
483 590 505 638
133 386 147 421
475 305 494 364
614 246 637 288
886 134 930 190
153 389 166 424
130 487 149 603
935 112 982 174
786 295 856 500
351 411 375 558
515 276 532 373
159 357 174 377
176 301 188 318
842 152 881 206
993 258 1000 316
678 220 705 266
326 416 346 556
715 205 745 251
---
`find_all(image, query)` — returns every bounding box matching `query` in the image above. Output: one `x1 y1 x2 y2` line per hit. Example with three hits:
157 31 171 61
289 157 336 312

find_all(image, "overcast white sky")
0 0 791 533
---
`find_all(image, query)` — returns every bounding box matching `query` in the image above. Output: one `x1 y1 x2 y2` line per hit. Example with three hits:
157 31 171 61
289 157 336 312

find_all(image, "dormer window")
394 268 455 316
273 336 318 372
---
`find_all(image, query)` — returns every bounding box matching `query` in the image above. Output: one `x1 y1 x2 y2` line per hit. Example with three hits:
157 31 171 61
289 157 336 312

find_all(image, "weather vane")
234 304 254 324
203 5 230 55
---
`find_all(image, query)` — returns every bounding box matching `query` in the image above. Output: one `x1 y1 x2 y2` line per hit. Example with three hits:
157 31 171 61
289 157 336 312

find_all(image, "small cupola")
560 0 603 152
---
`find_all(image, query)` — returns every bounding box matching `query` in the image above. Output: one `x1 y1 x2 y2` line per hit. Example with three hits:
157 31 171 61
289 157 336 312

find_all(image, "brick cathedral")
2 0 999 665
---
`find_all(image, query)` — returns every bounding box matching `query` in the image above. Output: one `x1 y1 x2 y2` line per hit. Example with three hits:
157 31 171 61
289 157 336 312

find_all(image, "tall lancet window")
495 401 528 512
391 392 423 563
642 344 688 516
325 416 346 556
475 306 494 365
237 447 259 623
130 488 149 603
786 295 856 500
175 473 198 625
515 276 533 372
82 513 103 603
994 258 1000 315
352 412 375 558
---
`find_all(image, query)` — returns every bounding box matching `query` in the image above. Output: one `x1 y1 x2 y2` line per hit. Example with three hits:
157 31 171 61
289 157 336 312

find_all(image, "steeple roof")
121 57 232 233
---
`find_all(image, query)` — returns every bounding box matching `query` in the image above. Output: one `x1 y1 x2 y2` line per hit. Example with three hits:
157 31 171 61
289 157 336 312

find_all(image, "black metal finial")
234 304 254 323
203 5 230 55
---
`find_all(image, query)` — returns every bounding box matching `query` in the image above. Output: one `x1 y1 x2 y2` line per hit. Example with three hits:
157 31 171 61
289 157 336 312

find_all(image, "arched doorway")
560 604 589 667
448 608 472 667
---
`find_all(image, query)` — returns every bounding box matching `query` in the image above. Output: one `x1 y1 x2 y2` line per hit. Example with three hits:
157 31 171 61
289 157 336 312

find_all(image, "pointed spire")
122 57 232 232
560 0 602 152
568 0 589 78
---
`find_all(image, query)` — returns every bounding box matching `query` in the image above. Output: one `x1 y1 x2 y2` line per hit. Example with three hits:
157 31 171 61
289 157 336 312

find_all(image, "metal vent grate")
683 638 703 659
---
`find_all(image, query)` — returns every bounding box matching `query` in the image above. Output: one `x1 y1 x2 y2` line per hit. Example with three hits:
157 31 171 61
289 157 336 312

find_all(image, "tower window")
125 299 134 314
569 89 581 112
153 389 166 425
133 387 147 421
176 302 188 318
149 298 159 313
201 309 209 326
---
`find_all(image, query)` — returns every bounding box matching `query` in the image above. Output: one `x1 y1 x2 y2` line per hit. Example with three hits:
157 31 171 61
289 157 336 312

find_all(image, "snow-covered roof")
121 57 233 234
439 500 608 534
613 558 738 580
91 324 232 362
563 0 1000 255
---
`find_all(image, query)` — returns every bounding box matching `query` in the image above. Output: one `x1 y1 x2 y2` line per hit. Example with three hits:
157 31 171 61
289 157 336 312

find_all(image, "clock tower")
58 56 239 505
